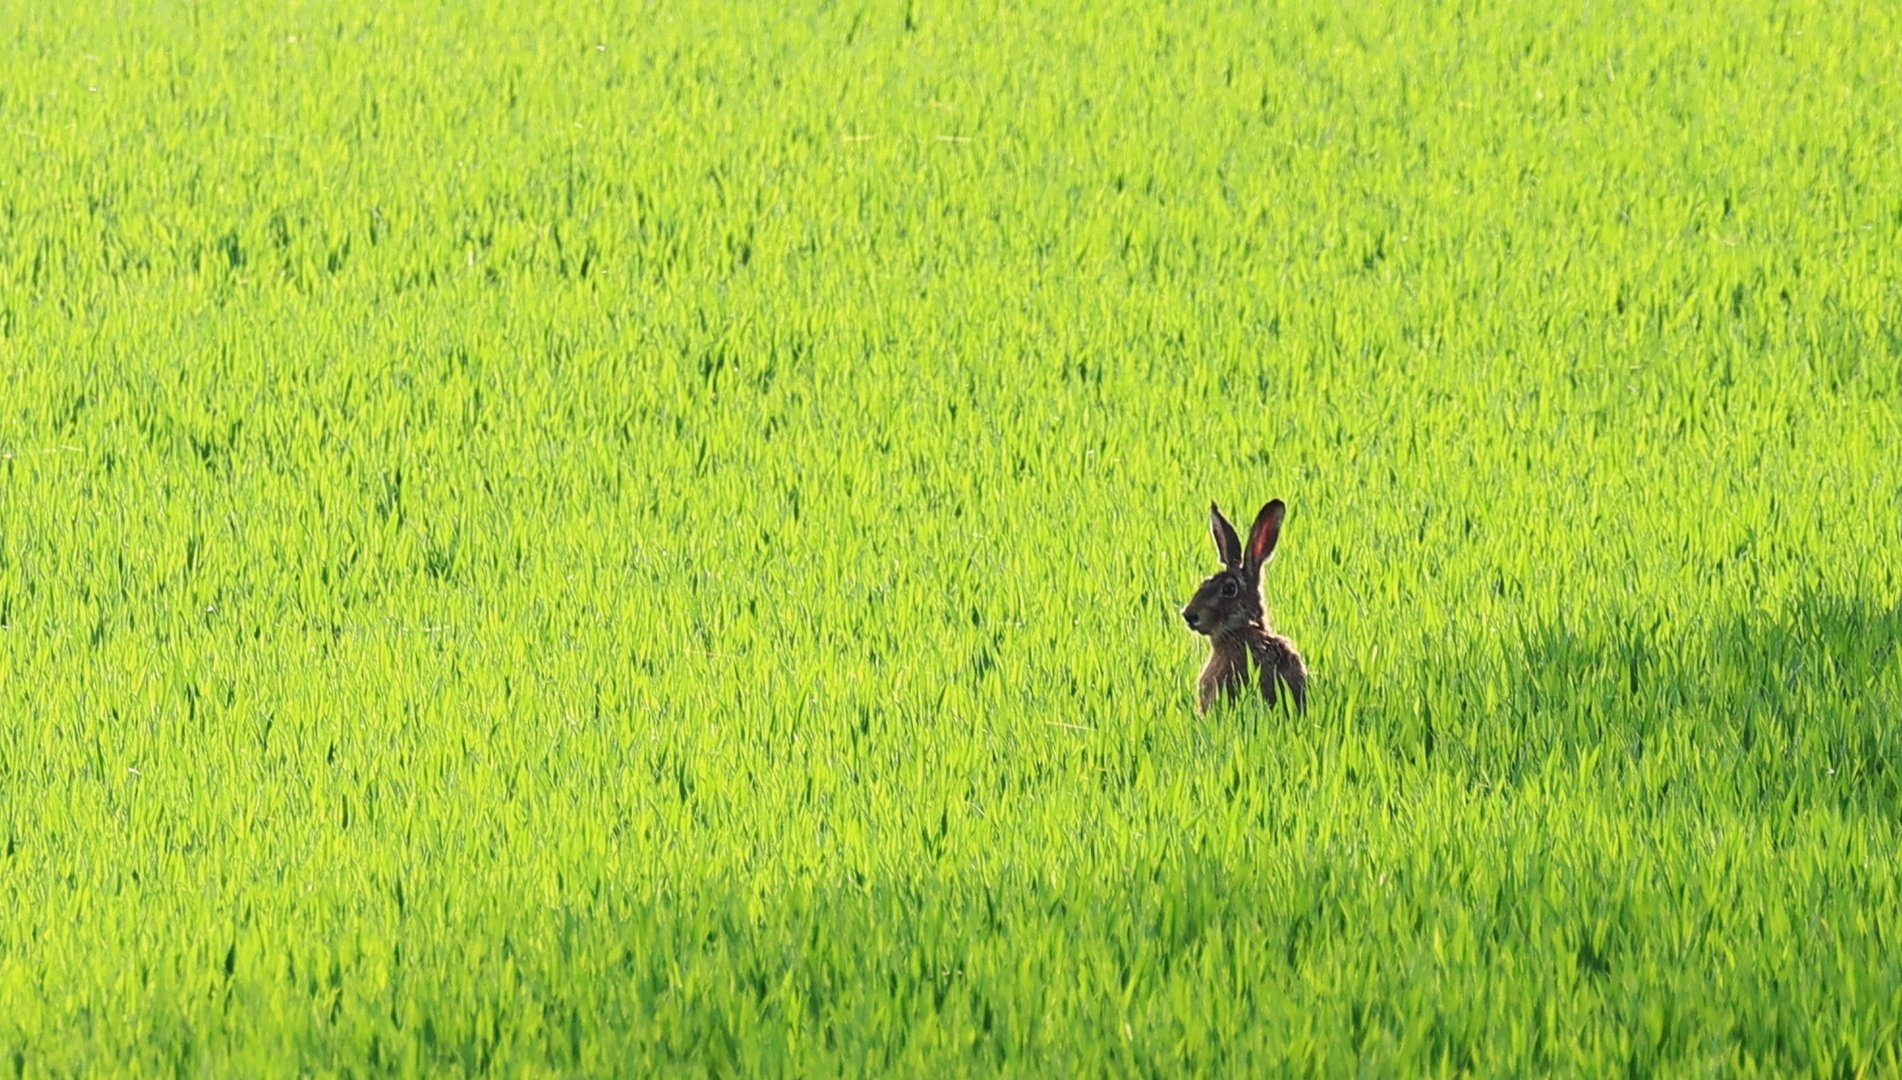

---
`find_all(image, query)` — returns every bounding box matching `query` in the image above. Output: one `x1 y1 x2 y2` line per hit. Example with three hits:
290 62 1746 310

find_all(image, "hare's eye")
1220 580 1239 598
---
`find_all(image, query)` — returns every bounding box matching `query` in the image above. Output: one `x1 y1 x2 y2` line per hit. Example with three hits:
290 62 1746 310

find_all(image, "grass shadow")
1504 587 1902 813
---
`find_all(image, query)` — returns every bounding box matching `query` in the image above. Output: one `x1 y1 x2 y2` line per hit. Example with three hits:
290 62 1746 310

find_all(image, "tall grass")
2 0 1899 1072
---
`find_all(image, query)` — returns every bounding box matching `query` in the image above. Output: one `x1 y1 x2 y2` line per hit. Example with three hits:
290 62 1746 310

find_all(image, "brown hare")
1181 500 1308 714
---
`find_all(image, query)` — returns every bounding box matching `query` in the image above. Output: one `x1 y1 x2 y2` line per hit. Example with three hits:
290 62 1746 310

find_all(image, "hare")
1181 500 1308 714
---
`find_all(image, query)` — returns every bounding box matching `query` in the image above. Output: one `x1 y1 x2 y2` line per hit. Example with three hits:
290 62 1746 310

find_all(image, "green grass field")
3 0 1900 1073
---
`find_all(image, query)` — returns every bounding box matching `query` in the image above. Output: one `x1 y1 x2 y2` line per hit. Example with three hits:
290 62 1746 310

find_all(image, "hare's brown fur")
1181 500 1308 714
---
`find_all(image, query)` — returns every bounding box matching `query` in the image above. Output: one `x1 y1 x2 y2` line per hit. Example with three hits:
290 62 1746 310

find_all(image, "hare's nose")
1181 609 1200 629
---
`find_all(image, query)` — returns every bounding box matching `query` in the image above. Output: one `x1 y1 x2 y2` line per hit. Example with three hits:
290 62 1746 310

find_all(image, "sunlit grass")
1 0 1899 1072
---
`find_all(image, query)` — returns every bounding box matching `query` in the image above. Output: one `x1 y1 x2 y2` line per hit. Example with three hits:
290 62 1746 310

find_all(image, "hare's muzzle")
1181 607 1202 630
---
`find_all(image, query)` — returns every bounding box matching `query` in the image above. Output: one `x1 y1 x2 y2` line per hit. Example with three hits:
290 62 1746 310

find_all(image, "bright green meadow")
2 0 1900 1073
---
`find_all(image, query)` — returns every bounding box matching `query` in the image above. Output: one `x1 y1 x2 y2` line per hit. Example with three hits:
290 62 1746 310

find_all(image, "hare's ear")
1209 503 1243 567
1244 499 1286 569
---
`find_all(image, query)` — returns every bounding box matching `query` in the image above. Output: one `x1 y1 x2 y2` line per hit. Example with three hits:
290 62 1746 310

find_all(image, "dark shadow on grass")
1506 588 1902 813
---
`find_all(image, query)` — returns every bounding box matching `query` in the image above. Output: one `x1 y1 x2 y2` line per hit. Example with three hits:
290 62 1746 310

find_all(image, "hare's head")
1181 500 1285 639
